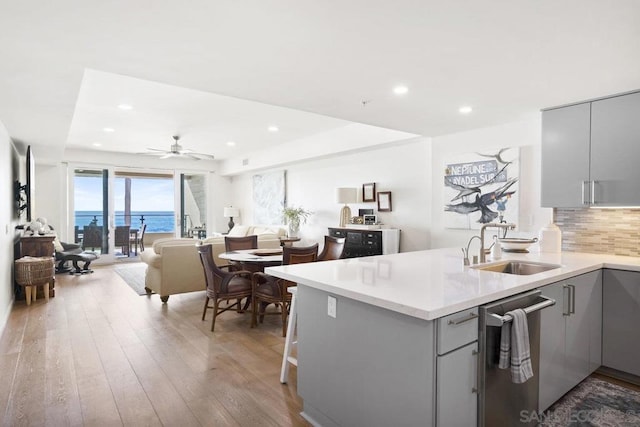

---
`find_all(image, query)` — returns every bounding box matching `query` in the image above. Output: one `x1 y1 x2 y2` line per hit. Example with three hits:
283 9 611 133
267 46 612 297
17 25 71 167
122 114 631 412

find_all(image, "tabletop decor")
282 206 313 238
336 187 357 227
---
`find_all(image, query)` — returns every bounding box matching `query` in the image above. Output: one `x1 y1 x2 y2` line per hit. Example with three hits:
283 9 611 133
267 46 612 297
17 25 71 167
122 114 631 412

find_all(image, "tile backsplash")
554 208 640 257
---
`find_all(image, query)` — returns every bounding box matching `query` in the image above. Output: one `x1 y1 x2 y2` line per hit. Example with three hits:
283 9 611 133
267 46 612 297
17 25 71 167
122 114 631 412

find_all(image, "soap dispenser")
539 222 562 253
491 235 502 260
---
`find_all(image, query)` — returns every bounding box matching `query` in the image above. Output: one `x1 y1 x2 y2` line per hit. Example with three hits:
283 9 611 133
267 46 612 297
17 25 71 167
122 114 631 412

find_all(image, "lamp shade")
336 187 357 204
223 207 240 218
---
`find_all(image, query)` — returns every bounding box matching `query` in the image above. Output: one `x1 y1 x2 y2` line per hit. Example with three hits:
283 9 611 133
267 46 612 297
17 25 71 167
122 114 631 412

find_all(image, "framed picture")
362 182 376 202
377 191 392 212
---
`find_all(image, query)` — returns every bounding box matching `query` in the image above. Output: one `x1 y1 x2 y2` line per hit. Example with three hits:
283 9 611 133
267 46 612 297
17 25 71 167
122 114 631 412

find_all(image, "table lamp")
336 188 357 227
223 207 240 232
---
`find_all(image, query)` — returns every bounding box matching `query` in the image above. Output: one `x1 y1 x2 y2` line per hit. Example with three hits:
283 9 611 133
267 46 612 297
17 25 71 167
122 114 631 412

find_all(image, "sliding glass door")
179 173 208 238
70 166 206 262
72 168 112 262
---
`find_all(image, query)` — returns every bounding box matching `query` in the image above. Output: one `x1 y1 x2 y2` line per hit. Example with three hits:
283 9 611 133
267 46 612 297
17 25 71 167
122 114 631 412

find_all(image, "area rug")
540 377 640 426
114 263 150 296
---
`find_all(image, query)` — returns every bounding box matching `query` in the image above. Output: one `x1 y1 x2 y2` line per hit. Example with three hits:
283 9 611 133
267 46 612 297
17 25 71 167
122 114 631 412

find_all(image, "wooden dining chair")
114 225 131 256
134 223 147 253
224 235 259 272
224 235 258 252
82 225 103 252
318 235 346 261
197 243 253 332
251 243 319 336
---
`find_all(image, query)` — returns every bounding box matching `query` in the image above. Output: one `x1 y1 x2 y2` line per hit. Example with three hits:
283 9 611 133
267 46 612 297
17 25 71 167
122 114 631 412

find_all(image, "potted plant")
282 206 313 238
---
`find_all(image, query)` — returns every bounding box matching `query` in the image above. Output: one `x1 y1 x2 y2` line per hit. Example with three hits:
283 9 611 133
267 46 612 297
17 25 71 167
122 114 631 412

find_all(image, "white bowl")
498 237 538 252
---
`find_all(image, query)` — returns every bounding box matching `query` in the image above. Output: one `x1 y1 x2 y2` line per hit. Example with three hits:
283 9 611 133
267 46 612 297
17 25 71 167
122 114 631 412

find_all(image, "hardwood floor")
0 264 307 426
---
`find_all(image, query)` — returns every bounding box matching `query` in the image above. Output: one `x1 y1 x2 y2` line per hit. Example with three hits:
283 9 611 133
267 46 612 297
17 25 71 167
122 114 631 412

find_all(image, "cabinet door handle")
591 180 597 205
581 181 590 205
562 284 570 316
447 312 479 326
472 349 479 394
568 284 576 314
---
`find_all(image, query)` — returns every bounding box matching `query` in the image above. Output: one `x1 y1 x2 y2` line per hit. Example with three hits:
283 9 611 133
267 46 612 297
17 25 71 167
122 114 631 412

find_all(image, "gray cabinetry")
541 90 640 207
590 92 640 205
296 286 436 427
539 270 602 411
602 269 640 377
541 102 591 207
437 341 478 427
435 308 478 427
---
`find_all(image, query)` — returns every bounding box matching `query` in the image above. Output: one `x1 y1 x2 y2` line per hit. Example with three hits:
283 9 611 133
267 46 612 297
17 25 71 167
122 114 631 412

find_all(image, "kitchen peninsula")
266 248 640 427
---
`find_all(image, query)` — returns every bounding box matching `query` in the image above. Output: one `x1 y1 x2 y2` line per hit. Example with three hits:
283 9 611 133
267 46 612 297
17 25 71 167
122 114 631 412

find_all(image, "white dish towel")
498 308 534 384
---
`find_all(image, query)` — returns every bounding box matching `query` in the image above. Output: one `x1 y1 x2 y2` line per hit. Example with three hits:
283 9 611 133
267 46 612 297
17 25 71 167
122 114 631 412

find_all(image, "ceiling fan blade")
192 152 215 160
159 153 174 159
146 148 167 152
137 151 165 156
182 153 201 161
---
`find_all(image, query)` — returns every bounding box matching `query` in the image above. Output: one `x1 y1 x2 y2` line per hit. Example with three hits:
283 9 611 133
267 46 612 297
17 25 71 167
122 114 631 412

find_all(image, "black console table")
328 227 400 258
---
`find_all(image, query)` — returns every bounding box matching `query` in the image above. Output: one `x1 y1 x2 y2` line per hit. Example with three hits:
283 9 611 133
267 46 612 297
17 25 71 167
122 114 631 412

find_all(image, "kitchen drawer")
437 308 479 355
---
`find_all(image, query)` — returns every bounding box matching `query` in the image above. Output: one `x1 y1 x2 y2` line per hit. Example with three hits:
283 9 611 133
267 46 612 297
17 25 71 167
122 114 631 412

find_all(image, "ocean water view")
75 210 175 233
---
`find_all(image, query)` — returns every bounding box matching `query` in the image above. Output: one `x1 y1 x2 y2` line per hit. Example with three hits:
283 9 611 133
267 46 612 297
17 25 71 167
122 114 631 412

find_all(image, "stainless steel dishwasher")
479 289 556 426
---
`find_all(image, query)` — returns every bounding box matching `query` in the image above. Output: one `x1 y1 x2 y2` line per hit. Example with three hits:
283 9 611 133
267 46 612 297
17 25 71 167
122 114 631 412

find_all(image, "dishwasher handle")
485 295 556 327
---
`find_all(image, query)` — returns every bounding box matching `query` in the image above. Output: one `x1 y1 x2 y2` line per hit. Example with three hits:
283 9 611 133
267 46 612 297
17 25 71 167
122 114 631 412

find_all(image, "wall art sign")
444 147 519 229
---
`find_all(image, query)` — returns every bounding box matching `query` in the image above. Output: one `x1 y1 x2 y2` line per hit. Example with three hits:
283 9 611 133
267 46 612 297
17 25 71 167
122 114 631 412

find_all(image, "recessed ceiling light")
268 125 279 132
459 106 473 114
103 127 115 133
393 85 409 95
226 141 236 147
118 104 133 110
92 142 102 147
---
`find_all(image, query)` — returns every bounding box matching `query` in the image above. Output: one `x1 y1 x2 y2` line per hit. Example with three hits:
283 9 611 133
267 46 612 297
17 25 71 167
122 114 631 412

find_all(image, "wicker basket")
15 256 54 286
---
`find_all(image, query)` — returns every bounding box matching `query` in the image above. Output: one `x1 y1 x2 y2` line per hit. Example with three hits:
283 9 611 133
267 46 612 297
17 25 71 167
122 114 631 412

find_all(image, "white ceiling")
1 1 639 162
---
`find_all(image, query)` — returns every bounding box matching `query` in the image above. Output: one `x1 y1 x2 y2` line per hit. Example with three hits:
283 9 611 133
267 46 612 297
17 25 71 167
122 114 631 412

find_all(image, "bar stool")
280 287 298 384
15 256 54 305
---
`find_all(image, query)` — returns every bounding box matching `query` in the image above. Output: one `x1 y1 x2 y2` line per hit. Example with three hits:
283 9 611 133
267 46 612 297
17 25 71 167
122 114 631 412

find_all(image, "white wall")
430 115 553 250
228 137 432 252
0 120 20 333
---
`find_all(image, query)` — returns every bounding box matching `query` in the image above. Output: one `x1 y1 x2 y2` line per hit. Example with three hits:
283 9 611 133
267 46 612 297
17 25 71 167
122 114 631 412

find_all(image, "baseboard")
0 294 15 339
596 366 640 387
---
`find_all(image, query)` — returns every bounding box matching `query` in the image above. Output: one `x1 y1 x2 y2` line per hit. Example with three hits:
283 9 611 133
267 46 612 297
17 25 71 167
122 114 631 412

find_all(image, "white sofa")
140 225 287 302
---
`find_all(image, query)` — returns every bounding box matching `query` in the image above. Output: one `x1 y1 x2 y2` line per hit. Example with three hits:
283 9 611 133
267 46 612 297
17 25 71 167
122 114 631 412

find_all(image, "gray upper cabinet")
541 102 591 207
590 92 640 205
541 90 640 207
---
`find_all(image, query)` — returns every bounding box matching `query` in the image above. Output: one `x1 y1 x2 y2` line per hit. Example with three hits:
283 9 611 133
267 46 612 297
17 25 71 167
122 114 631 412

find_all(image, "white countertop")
265 248 640 321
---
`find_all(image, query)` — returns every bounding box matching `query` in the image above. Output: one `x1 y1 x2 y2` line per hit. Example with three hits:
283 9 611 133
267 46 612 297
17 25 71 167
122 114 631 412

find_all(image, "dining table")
218 248 283 271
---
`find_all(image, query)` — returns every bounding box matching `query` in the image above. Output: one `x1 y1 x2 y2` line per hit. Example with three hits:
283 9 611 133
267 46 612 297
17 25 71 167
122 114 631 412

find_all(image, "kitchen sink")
472 261 562 275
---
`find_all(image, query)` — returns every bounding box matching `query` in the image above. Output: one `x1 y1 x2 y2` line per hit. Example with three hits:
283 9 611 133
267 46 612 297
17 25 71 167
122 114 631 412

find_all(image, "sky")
74 176 175 211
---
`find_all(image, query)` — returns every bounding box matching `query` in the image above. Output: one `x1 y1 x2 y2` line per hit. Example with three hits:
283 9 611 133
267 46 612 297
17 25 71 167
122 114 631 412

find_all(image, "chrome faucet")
479 222 516 263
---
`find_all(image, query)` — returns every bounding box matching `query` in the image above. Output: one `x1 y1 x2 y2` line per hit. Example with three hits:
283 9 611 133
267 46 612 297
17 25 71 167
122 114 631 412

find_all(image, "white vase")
538 222 562 253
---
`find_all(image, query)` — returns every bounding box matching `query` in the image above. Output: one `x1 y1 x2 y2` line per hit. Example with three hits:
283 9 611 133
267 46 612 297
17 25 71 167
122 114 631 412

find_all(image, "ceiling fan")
141 135 215 160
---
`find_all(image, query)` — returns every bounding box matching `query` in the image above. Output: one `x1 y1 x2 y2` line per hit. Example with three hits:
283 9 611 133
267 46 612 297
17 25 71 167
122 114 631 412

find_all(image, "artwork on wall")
362 183 376 202
377 191 392 212
443 147 519 229
253 170 286 225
